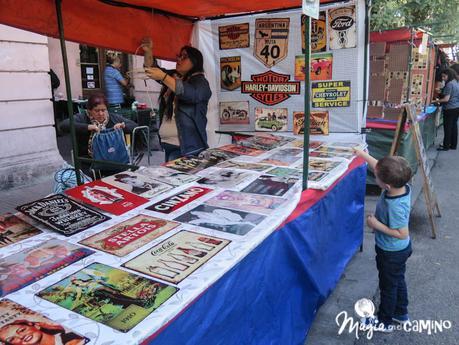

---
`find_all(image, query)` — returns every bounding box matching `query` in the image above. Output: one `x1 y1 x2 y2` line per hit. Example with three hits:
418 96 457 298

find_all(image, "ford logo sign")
331 16 354 31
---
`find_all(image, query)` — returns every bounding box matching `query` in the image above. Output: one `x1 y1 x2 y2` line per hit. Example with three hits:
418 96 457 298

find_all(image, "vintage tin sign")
254 18 290 67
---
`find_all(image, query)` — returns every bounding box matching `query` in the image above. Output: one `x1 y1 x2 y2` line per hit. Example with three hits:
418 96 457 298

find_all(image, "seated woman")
60 93 137 176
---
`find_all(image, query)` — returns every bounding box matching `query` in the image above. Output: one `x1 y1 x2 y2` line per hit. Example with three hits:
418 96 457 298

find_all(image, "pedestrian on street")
435 68 459 151
355 149 413 332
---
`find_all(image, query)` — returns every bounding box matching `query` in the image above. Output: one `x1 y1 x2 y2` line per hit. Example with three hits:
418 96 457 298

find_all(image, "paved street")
306 142 459 344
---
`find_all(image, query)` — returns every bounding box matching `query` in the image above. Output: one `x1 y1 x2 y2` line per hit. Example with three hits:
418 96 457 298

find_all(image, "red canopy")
0 0 336 60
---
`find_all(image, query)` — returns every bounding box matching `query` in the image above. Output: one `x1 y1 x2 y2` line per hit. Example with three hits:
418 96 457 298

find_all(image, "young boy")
355 149 413 332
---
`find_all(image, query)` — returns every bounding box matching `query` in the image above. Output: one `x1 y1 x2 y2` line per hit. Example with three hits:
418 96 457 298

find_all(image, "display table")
366 107 439 184
143 158 366 344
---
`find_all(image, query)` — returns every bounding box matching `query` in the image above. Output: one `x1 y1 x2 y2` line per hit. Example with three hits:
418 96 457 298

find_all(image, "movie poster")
137 166 199 186
294 53 333 81
293 111 329 135
197 168 256 189
260 148 303 167
241 175 299 196
0 239 93 297
310 148 354 160
37 263 178 333
102 171 172 199
79 215 180 256
174 205 265 236
255 107 288 132
65 180 148 216
308 171 329 182
302 12 327 53
308 158 343 172
17 194 110 236
0 299 89 344
218 144 265 156
216 160 272 172
123 230 230 284
266 167 303 179
0 213 41 248
163 156 217 174
220 57 242 91
198 148 240 163
147 187 213 214
219 23 250 50
219 101 249 125
254 18 290 67
328 6 357 49
205 190 286 215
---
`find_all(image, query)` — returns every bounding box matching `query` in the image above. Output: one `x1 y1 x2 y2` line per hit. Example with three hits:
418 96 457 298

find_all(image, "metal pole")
55 0 82 185
302 15 311 191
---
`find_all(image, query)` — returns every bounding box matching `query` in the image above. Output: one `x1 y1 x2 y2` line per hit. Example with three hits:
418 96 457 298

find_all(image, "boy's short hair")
376 156 412 188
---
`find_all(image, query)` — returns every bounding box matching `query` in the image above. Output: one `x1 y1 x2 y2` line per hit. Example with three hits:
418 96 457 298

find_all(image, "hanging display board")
205 3 365 135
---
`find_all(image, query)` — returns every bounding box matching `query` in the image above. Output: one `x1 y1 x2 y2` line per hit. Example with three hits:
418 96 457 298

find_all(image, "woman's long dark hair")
180 45 204 79
441 68 457 84
158 46 205 121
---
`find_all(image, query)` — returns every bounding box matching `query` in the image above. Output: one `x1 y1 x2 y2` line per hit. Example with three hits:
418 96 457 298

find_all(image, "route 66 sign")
255 18 290 68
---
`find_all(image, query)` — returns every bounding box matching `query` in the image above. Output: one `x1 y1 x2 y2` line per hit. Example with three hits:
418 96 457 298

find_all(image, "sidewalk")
305 142 459 344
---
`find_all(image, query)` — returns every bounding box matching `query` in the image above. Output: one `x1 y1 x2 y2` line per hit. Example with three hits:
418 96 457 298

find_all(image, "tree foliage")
370 0 459 41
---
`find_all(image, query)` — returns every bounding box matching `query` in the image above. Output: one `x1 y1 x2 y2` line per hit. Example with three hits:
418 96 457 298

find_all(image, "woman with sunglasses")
145 46 212 161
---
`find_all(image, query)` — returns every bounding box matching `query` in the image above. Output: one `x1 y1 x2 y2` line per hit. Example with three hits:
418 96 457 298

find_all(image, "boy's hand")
367 214 380 230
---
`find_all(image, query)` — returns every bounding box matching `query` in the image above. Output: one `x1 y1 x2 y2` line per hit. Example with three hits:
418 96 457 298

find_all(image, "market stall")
0 0 368 343
366 28 439 183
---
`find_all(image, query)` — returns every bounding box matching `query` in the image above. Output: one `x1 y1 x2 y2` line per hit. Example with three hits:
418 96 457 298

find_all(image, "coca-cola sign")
330 16 354 31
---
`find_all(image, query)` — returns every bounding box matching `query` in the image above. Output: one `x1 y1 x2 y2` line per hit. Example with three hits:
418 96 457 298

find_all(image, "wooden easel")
390 104 441 238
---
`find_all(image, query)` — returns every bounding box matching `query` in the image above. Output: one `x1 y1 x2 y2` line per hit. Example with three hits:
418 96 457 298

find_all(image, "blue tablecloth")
144 162 366 345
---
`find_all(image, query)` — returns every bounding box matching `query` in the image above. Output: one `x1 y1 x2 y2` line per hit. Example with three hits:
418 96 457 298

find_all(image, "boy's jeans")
375 241 412 325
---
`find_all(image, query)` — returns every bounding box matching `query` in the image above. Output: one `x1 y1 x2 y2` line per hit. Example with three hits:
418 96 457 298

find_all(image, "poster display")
328 6 357 49
197 168 256 189
37 262 178 333
102 171 172 199
308 171 329 182
241 175 299 196
260 148 302 166
137 166 199 186
295 53 333 81
293 111 329 135
79 215 180 256
147 187 213 214
312 81 351 107
163 156 217 174
266 167 303 179
123 230 230 284
255 107 288 132
218 144 265 156
17 194 110 236
254 18 290 67
0 299 89 344
0 239 93 297
205 190 287 215
302 12 327 53
174 205 265 235
65 181 148 216
219 23 250 49
308 158 343 172
219 101 249 125
220 57 242 91
217 160 272 172
0 213 41 248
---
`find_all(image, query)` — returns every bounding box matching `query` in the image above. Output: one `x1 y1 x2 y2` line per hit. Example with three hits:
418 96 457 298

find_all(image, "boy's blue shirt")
374 184 411 251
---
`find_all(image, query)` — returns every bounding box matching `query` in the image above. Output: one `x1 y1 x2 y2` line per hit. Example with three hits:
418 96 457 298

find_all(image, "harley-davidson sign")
241 70 300 106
